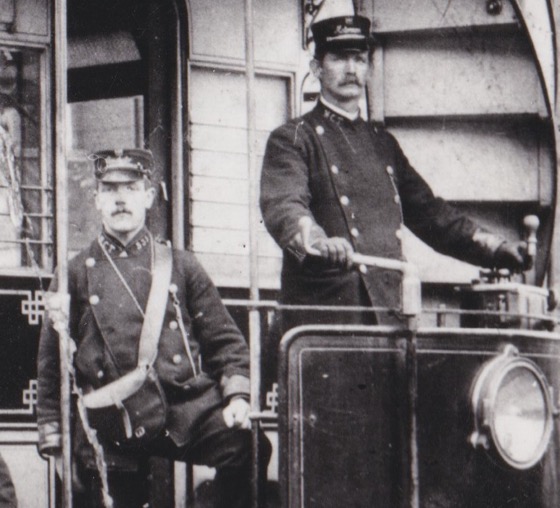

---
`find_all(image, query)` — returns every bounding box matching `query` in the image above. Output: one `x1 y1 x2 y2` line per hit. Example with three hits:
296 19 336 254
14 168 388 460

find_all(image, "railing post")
54 0 71 505
244 0 264 506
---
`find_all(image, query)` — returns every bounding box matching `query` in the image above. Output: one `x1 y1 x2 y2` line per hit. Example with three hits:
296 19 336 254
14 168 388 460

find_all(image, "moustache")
340 79 361 86
112 209 132 216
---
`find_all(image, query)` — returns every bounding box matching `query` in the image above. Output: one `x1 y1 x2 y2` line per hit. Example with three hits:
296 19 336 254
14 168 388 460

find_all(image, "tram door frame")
59 0 189 505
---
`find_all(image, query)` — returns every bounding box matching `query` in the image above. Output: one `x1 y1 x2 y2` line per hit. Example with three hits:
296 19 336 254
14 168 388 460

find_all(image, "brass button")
169 283 178 294
89 295 100 305
394 195 400 204
340 196 350 206
85 257 96 268
386 165 394 176
172 354 182 365
395 229 403 240
169 320 178 330
315 125 325 135
350 228 359 238
331 165 339 175
359 264 368 274
97 370 104 379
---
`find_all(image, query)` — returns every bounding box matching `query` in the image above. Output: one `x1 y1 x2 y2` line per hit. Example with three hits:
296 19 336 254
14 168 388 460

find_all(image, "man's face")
94 178 155 244
312 49 369 106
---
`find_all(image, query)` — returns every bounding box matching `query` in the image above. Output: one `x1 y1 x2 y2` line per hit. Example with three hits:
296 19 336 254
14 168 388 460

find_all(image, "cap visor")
321 38 369 52
98 169 144 183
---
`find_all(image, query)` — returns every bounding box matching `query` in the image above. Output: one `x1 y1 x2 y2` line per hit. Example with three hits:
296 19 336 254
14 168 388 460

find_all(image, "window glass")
0 46 51 271
67 96 143 256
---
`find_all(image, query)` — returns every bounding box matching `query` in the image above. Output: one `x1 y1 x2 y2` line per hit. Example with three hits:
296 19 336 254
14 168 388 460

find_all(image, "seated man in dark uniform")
37 149 270 508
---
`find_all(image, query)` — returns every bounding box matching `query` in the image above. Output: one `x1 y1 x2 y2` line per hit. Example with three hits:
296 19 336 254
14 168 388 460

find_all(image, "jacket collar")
318 96 361 124
98 227 151 258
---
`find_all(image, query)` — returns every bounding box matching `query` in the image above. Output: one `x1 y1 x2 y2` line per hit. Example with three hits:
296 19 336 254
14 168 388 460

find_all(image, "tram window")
67 96 144 255
65 0 179 253
0 46 52 272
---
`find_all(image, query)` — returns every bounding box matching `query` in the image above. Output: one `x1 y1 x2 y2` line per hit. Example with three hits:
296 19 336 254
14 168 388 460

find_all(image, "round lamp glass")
492 366 549 466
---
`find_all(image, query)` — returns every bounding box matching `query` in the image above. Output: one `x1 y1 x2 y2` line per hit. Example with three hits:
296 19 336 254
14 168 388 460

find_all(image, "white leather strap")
137 243 173 366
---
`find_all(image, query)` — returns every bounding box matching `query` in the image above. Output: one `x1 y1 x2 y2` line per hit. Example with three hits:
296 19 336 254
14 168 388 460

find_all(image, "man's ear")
145 186 156 210
93 189 101 211
310 58 321 80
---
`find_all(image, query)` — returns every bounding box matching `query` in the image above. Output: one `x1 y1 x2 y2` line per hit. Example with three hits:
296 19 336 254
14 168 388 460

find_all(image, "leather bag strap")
137 243 173 367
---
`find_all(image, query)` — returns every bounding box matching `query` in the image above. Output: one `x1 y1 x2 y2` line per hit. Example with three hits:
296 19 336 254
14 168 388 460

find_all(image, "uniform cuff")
220 374 250 400
472 228 506 262
38 421 62 455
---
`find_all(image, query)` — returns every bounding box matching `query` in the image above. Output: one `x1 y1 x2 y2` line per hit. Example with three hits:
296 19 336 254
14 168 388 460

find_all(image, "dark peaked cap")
91 148 154 183
311 15 375 53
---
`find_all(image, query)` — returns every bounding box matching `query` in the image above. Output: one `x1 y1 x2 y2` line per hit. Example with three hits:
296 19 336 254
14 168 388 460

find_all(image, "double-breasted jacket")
260 102 497 327
37 228 250 467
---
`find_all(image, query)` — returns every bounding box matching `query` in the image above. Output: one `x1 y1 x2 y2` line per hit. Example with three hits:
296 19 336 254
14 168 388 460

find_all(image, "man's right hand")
298 216 354 269
310 237 355 269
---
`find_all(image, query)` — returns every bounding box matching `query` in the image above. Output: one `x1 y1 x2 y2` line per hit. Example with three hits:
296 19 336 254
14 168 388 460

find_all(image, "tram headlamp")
470 345 554 470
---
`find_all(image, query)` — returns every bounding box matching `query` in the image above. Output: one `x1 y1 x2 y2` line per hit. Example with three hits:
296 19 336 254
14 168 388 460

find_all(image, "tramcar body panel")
280 326 560 508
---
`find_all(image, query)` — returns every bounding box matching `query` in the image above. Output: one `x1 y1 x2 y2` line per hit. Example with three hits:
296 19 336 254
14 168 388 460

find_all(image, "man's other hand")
223 397 251 429
494 241 532 271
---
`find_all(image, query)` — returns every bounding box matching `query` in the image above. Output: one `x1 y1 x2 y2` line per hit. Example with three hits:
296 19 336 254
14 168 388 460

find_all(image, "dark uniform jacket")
37 228 249 468
260 101 498 327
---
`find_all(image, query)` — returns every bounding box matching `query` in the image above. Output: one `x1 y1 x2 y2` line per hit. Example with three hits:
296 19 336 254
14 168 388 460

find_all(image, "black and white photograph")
0 0 559 506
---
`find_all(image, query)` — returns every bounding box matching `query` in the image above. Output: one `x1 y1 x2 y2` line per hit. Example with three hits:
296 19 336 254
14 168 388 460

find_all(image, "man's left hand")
222 397 251 429
494 241 532 271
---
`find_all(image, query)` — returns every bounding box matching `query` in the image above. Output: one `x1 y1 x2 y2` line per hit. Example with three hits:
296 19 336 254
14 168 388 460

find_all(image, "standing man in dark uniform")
37 149 270 508
260 14 530 333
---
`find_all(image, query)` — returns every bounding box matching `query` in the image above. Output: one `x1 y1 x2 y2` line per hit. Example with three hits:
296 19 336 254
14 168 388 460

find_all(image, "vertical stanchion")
406 323 420 508
244 1 262 506
54 0 72 506
171 12 185 250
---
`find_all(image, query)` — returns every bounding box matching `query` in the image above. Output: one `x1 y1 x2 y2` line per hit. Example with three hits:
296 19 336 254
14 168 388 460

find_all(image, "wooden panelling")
14 0 49 36
195 252 282 289
189 0 300 66
383 32 545 118
190 125 249 155
404 202 539 284
511 0 555 104
192 227 281 257
372 0 517 33
189 0 244 61
374 4 555 289
253 0 302 66
190 201 248 231
188 67 290 288
0 0 15 28
191 175 249 205
190 151 250 180
389 118 551 203
190 68 289 131
403 227 479 284
190 126 270 158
